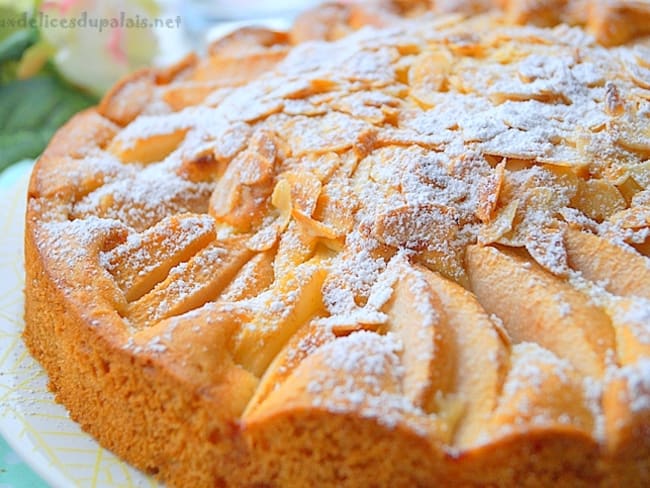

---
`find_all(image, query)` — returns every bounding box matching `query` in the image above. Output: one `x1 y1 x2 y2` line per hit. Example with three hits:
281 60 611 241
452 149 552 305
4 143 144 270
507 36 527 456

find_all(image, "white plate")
0 163 158 488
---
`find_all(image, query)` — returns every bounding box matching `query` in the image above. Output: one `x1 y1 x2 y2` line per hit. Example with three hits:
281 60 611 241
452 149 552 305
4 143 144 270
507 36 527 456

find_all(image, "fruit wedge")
102 213 216 302
127 237 252 328
233 260 328 376
421 267 510 448
382 261 453 412
565 228 650 300
602 359 650 459
606 296 650 366
221 250 276 302
466 244 615 378
481 342 596 440
242 320 335 418
109 128 188 164
133 306 259 417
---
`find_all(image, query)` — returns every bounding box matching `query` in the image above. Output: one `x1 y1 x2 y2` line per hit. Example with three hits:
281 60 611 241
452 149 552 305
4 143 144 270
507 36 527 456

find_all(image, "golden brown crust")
23 2 650 487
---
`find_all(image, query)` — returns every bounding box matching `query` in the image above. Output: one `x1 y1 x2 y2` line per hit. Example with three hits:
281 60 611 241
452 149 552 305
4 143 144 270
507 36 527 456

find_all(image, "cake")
23 1 650 486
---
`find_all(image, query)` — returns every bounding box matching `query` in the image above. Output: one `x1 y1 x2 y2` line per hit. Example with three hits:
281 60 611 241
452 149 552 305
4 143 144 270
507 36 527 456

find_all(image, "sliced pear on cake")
127 236 253 328
242 319 335 418
102 213 216 302
381 259 454 412
480 342 596 440
466 244 615 378
602 359 650 461
564 228 650 300
233 259 328 377
420 268 510 448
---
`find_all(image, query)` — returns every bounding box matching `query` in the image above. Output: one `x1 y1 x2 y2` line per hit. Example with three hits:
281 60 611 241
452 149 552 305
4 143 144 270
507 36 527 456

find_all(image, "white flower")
39 0 160 95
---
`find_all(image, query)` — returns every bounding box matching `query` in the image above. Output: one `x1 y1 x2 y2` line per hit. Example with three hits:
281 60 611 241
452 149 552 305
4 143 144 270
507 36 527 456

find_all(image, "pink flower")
40 0 160 95
41 0 79 15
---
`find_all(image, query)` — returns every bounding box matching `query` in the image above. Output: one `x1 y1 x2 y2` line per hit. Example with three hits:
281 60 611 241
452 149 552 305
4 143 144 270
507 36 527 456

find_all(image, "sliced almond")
293 208 341 245
616 129 650 158
313 180 359 237
246 179 293 252
272 222 318 279
177 151 226 183
209 149 276 232
246 216 287 253
374 202 458 251
209 130 281 226
417 244 469 288
109 128 188 164
479 198 519 244
608 206 650 230
571 179 626 222
628 161 650 189
409 48 453 106
328 319 385 337
282 171 322 216
524 224 569 276
604 82 625 117
614 176 643 205
625 53 650 90
476 161 506 223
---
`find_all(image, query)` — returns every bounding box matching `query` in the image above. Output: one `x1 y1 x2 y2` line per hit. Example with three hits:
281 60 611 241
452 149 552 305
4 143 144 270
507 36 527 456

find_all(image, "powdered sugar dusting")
27 9 650 458
611 359 650 414
299 331 429 433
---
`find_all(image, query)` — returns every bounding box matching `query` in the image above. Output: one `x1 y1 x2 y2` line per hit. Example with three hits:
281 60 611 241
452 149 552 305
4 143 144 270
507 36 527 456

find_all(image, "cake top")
27 2 650 454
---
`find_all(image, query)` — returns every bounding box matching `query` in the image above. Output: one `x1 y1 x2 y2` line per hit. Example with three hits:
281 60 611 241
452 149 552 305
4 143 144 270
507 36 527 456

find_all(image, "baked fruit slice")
24 1 650 486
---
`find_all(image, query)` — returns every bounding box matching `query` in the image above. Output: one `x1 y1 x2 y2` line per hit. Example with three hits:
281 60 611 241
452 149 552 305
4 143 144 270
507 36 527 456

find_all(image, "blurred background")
0 0 335 173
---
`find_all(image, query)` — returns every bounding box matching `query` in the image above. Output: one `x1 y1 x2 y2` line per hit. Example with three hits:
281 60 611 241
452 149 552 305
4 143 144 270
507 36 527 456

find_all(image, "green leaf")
0 6 29 42
2 75 60 130
0 28 37 63
0 3 99 172
0 6 38 84
0 59 17 83
0 128 53 172
0 72 97 170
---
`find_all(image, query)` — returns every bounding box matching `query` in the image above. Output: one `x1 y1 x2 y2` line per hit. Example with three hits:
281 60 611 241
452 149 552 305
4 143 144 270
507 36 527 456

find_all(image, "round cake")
24 1 650 486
